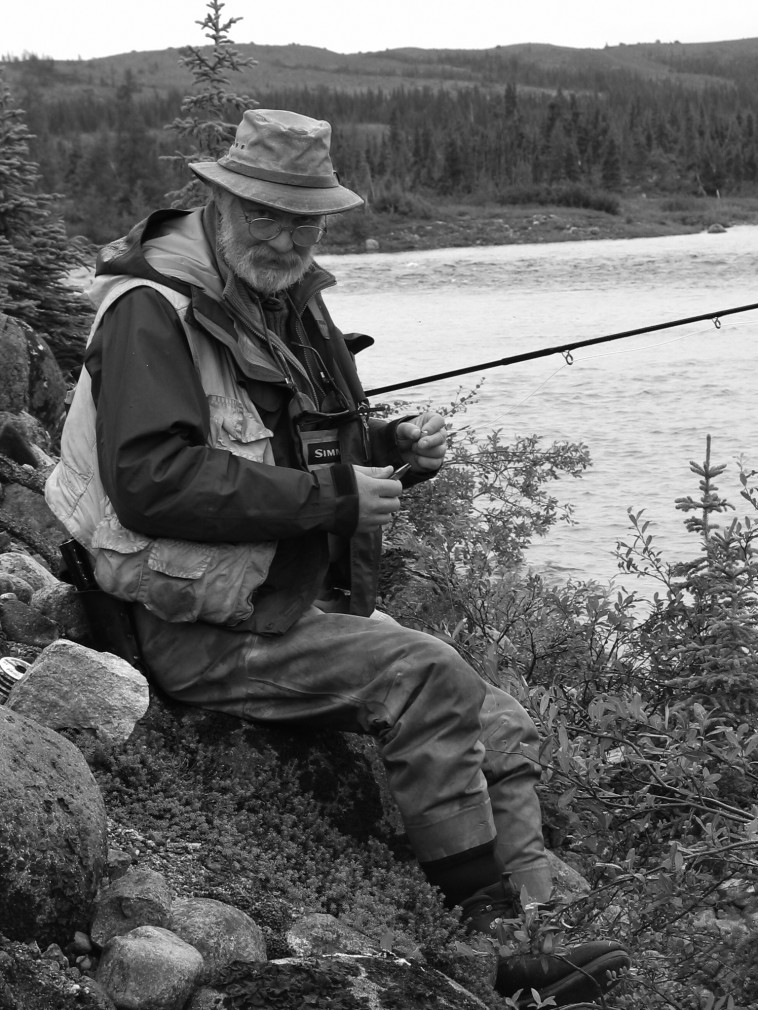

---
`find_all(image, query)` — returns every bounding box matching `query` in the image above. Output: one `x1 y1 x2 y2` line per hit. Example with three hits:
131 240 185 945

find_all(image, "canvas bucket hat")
190 109 363 215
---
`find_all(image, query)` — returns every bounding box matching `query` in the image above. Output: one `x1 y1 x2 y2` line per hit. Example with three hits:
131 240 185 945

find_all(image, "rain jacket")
46 205 420 634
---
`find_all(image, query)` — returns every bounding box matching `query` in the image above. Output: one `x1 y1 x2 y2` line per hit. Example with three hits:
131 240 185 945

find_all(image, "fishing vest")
45 275 281 627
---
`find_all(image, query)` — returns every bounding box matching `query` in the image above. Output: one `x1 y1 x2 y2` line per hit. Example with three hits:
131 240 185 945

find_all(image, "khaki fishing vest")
45 276 280 626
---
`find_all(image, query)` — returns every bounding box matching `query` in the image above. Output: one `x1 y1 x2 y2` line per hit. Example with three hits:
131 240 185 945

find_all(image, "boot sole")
514 950 630 1008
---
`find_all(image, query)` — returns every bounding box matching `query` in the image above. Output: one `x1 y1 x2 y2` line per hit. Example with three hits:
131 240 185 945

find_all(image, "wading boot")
460 877 631 1008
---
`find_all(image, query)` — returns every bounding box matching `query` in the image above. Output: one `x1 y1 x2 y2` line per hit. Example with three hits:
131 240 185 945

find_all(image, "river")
318 225 758 595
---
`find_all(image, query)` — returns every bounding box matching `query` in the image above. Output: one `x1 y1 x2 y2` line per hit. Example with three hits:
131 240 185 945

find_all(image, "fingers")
396 412 448 471
353 466 403 531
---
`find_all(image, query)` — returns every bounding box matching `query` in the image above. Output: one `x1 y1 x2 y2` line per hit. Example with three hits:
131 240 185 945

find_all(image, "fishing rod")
364 300 758 397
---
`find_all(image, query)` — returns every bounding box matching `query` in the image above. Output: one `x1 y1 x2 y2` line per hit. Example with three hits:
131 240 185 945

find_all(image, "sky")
2 0 757 61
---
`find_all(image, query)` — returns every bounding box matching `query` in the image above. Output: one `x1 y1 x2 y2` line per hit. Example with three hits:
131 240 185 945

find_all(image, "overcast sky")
3 0 756 60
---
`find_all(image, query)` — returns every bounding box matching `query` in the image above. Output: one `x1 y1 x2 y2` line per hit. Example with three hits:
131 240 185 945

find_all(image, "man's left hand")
395 412 447 473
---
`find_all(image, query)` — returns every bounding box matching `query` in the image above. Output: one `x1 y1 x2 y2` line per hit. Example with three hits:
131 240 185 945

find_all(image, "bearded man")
46 109 630 1007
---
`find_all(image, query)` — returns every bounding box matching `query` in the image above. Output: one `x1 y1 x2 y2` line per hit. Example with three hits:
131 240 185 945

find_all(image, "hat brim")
190 161 364 215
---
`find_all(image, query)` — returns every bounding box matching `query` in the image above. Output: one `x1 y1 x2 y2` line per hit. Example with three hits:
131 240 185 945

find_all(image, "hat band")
218 155 339 189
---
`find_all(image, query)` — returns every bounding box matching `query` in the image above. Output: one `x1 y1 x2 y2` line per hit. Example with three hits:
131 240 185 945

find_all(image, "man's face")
215 191 324 295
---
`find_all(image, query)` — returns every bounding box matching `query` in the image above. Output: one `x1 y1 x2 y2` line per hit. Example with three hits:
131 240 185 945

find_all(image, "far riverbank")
320 193 758 254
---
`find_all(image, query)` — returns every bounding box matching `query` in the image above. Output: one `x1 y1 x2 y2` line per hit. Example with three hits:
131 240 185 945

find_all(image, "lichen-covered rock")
169 896 266 984
7 639 150 745
219 954 490 1010
0 314 66 434
90 867 173 947
0 707 108 946
30 581 90 641
0 934 117 1010
286 912 377 958
0 596 60 646
0 572 34 602
0 551 59 592
96 925 204 1010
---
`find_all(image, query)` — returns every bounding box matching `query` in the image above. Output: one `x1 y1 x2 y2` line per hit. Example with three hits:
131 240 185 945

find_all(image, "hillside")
2 37 758 248
3 37 758 99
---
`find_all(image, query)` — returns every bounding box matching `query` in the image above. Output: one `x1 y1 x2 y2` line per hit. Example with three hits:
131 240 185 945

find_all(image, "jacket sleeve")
86 286 359 542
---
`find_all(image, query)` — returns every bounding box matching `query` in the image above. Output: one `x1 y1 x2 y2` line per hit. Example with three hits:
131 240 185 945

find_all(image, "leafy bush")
380 415 758 1009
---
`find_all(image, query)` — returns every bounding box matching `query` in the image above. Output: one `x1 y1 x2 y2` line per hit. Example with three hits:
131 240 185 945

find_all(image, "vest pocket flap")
92 516 151 553
146 539 212 580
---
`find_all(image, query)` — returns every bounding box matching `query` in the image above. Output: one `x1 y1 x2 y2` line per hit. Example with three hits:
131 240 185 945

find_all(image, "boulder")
2 483 68 539
0 551 59 592
230 954 489 1009
169 897 266 984
0 596 60 646
90 867 173 948
0 707 108 946
96 925 204 1010
0 314 67 433
0 571 34 602
7 639 150 745
286 912 377 957
31 581 90 641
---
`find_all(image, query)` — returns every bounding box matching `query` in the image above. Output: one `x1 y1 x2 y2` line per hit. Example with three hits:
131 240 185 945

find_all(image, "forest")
2 36 758 243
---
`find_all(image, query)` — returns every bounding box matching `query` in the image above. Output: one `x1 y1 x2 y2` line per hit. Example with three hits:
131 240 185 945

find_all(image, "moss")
71 701 471 976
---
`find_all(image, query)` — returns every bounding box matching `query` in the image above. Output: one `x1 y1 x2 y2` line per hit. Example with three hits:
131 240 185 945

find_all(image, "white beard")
215 201 314 295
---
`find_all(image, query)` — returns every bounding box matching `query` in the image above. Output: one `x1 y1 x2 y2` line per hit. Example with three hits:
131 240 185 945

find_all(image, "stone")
31 582 90 642
96 925 204 1010
0 707 108 946
286 912 377 957
90 867 173 947
270 954 488 1009
0 551 59 592
169 896 266 984
185 987 227 1010
365 238 380 252
7 639 150 745
2 483 68 540
0 596 60 646
0 572 34 603
0 316 66 434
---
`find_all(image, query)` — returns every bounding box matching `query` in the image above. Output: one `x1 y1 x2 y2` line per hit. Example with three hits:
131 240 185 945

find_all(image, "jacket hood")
93 205 335 313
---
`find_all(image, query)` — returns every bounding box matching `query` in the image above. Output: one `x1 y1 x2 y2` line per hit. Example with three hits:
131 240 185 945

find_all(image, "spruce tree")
0 69 90 375
165 0 257 208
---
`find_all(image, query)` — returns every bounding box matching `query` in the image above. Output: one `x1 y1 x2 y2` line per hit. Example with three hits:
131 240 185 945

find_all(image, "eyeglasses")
242 213 327 248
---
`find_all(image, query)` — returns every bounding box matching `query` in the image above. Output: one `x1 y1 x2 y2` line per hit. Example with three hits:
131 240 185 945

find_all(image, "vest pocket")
91 514 276 626
207 395 274 464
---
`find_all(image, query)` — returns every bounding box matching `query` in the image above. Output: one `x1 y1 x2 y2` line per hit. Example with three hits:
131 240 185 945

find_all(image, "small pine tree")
164 0 258 208
0 69 90 375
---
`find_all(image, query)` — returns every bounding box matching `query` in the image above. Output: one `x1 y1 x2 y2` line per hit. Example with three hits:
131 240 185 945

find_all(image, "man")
46 109 629 1006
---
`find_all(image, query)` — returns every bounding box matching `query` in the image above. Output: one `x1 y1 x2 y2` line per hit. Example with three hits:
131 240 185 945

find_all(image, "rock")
169 896 266 984
546 849 591 901
267 954 489 1009
185 987 227 1009
0 551 59 592
0 314 67 434
0 596 60 646
90 867 173 947
286 912 377 957
0 572 34 602
7 639 150 745
707 222 727 233
2 483 68 540
0 409 56 458
96 925 204 1010
31 582 90 641
365 238 380 252
0 934 117 1009
0 707 108 946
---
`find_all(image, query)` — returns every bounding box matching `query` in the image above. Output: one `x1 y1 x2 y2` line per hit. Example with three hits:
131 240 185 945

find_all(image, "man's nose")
267 228 295 252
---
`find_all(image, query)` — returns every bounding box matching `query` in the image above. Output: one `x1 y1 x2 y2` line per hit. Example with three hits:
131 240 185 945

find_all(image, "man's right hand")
352 466 402 531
